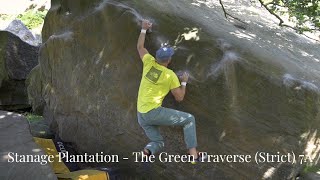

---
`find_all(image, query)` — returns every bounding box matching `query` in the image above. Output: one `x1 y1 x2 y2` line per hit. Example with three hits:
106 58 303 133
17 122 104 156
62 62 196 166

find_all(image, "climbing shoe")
136 149 151 162
190 152 207 164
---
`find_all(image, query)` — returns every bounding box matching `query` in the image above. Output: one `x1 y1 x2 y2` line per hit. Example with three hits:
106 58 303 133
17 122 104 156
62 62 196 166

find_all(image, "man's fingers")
142 19 153 30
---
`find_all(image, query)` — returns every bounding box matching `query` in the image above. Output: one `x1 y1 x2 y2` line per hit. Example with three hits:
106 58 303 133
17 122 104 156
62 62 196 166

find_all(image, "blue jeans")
137 107 197 154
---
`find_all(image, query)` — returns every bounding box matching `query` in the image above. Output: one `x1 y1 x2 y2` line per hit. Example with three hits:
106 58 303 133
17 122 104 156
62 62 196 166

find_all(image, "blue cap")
156 47 175 62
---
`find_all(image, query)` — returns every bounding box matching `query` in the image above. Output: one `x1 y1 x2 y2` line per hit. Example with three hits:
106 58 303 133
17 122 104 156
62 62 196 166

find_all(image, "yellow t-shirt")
137 54 181 113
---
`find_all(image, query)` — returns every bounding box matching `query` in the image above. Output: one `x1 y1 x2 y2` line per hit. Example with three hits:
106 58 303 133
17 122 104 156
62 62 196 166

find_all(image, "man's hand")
137 19 152 60
179 72 189 82
142 19 152 30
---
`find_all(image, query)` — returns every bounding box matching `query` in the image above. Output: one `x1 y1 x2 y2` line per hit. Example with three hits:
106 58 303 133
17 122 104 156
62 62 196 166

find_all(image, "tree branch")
264 2 285 8
218 0 247 24
258 0 284 26
257 0 319 42
219 0 228 19
301 33 320 42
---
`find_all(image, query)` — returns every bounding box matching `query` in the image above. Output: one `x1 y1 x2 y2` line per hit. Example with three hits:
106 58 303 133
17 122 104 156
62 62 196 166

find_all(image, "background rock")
5 20 39 46
0 30 39 110
27 0 320 179
1 30 39 80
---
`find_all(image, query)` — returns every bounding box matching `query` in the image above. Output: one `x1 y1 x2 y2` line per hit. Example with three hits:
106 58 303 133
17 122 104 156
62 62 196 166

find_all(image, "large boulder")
0 30 39 109
27 0 320 179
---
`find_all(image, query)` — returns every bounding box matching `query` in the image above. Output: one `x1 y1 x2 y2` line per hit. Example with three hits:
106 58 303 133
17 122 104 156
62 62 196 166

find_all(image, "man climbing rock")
136 19 206 163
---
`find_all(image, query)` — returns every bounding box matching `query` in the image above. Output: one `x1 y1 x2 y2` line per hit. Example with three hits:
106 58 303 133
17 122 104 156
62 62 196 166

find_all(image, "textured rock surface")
302 173 320 180
27 0 320 179
0 30 39 109
0 79 28 110
0 110 57 180
26 65 45 113
5 20 39 46
0 30 39 80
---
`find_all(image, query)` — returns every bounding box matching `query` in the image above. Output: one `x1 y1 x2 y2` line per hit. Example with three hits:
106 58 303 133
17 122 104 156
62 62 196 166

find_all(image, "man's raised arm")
137 19 152 60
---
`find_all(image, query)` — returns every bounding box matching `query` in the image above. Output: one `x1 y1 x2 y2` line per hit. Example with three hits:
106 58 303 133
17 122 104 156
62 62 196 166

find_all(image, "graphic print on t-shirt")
145 66 162 84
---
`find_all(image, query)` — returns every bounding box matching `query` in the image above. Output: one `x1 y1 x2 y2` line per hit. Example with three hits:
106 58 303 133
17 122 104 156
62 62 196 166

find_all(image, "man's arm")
171 72 189 102
171 86 186 102
137 19 152 60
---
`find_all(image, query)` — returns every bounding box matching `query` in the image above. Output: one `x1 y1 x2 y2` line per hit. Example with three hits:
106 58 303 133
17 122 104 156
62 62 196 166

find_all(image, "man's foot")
137 149 151 162
143 149 151 156
190 152 207 164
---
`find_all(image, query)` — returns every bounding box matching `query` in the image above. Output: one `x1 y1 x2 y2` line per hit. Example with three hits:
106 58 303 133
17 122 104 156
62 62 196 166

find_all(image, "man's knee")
187 113 195 123
182 113 195 128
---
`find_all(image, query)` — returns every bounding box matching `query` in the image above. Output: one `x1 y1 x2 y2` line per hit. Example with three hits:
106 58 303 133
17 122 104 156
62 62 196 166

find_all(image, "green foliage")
303 164 320 174
26 113 43 122
263 0 320 32
17 10 47 29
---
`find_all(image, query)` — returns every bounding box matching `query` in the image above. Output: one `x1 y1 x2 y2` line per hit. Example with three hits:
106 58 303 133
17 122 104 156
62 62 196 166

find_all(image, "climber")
136 19 206 163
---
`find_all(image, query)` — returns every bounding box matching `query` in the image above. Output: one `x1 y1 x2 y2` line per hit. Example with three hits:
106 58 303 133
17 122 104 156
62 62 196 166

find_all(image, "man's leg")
137 112 164 155
142 107 197 151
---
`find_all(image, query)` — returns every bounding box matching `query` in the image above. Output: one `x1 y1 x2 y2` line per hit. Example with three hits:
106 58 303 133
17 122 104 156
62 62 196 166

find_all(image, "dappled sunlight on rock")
304 130 320 165
299 50 320 62
181 27 200 41
229 30 256 40
191 0 217 9
173 27 201 48
262 167 276 180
